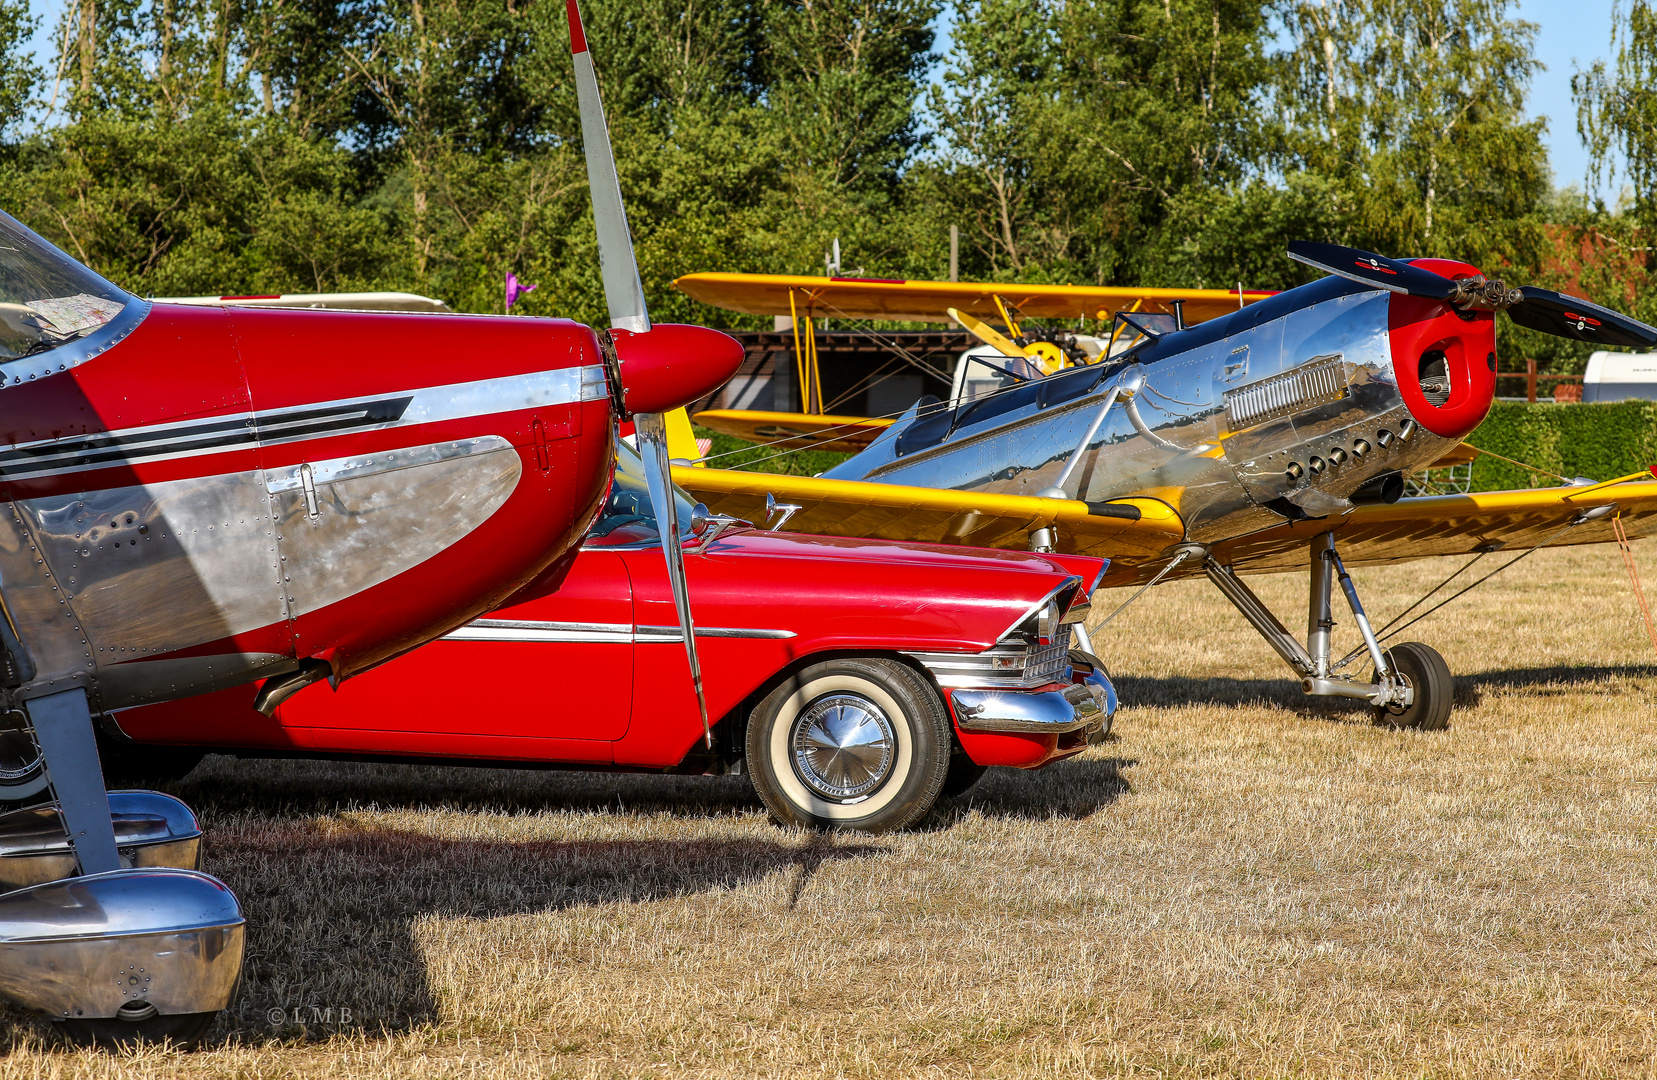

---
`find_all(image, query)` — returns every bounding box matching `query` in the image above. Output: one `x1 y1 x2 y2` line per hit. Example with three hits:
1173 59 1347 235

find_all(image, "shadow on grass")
1112 662 1656 722
171 755 767 821
81 751 1134 1047
932 754 1134 825
211 825 879 1045
1112 673 1370 720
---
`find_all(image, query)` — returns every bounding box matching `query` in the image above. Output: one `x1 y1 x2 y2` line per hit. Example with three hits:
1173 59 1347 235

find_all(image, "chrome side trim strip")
445 620 633 643
441 620 797 644
0 365 605 481
264 436 513 493
635 625 798 641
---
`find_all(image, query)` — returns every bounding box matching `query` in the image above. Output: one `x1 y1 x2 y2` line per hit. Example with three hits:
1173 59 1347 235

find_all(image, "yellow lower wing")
673 466 1657 588
672 466 1185 569
692 409 894 453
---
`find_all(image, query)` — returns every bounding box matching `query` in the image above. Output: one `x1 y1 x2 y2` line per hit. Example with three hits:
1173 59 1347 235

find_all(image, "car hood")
626 528 1105 654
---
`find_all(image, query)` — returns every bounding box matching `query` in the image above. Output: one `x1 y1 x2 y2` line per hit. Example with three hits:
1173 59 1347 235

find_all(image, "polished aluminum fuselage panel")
827 287 1459 546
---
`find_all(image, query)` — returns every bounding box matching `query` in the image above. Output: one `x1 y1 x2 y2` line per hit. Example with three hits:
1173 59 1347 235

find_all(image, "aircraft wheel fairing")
0 791 203 891
747 657 950 833
0 728 47 804
1373 642 1453 731
0 867 244 1047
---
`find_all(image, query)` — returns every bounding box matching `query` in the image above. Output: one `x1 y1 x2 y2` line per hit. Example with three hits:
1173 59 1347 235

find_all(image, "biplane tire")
56 1009 218 1050
1374 642 1453 731
746 657 950 834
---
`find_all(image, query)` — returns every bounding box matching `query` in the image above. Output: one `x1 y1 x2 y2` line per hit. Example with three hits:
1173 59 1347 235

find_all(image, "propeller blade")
566 0 649 334
568 1 710 745
1505 286 1657 348
948 306 1029 358
635 412 711 745
1287 241 1456 300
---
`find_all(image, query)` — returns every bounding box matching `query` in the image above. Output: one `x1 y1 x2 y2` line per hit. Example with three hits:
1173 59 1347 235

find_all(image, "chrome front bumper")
949 662 1116 736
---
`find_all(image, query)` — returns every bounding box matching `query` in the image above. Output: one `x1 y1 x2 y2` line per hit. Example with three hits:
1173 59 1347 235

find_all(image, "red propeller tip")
566 0 588 54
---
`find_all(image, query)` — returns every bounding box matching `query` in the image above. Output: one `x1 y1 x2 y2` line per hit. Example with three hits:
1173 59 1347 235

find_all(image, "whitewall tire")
746 657 950 833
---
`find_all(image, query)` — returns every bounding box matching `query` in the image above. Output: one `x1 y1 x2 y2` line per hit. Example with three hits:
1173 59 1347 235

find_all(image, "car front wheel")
746 657 950 834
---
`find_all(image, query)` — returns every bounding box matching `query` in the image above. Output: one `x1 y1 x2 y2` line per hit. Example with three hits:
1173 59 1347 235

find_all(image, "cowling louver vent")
1224 355 1349 431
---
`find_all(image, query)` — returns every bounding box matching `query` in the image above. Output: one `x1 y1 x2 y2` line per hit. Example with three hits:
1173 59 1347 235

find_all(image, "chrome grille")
1224 354 1349 431
1023 637 1071 684
906 626 1074 689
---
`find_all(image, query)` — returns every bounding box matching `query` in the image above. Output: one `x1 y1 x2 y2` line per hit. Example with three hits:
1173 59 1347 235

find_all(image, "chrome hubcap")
790 693 896 801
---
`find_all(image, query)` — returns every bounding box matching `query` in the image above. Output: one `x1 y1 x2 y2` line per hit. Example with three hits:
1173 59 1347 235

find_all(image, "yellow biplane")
674 270 1275 451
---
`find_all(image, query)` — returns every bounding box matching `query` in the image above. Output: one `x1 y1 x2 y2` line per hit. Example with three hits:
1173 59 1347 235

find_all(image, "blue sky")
1517 0 1623 201
24 0 1627 202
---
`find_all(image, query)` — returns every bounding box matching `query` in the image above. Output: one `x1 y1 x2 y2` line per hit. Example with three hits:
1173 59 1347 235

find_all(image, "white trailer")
1584 350 1657 402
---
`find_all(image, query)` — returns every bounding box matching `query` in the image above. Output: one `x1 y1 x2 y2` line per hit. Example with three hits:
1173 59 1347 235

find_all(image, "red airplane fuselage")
0 301 619 715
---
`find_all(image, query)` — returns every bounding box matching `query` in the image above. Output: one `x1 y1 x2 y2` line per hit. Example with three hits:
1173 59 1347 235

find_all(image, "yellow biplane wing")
672 466 1657 589
679 273 1276 449
673 272 1274 325
690 409 894 454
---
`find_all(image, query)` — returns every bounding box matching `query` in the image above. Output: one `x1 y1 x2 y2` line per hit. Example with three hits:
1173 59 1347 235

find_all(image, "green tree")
922 0 1275 290
1274 0 1549 268
1573 0 1657 330
0 0 36 135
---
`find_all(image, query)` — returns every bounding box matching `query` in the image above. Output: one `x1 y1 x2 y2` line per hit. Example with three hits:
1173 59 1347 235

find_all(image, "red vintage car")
106 443 1116 832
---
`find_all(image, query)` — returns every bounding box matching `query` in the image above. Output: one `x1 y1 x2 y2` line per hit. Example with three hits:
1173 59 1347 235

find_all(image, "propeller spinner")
1288 240 1657 349
567 0 740 746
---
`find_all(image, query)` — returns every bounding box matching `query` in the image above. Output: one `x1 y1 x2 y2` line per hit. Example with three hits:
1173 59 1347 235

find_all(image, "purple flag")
505 271 538 312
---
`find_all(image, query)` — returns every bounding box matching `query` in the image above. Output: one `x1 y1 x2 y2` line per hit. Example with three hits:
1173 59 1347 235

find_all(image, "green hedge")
1464 402 1657 491
692 425 855 476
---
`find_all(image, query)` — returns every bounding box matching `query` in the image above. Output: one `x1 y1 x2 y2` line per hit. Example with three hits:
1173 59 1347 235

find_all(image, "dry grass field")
0 543 1654 1078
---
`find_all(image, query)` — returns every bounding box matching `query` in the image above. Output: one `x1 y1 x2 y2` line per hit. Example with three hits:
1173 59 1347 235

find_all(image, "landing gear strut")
1202 532 1453 729
0 688 246 1048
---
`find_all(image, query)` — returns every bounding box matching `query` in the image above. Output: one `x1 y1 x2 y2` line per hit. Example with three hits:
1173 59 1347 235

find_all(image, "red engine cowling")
1388 258 1499 441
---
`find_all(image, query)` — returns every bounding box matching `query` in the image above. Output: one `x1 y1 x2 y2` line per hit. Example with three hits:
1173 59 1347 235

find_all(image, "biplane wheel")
56 1009 218 1050
1374 642 1453 731
746 657 950 834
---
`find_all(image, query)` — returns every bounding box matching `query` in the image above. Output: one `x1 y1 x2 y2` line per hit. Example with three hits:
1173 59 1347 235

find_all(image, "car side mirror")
688 502 711 536
764 492 802 531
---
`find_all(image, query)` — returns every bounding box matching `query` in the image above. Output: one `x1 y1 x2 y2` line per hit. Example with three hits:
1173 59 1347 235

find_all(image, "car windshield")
0 211 131 364
585 440 700 548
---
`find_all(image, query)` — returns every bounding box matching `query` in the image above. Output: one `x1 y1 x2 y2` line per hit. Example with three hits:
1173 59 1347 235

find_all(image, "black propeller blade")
1505 286 1657 348
1288 240 1657 348
1287 240 1456 300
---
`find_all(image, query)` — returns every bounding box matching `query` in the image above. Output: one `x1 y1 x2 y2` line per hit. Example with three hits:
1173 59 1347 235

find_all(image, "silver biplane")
676 245 1657 730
